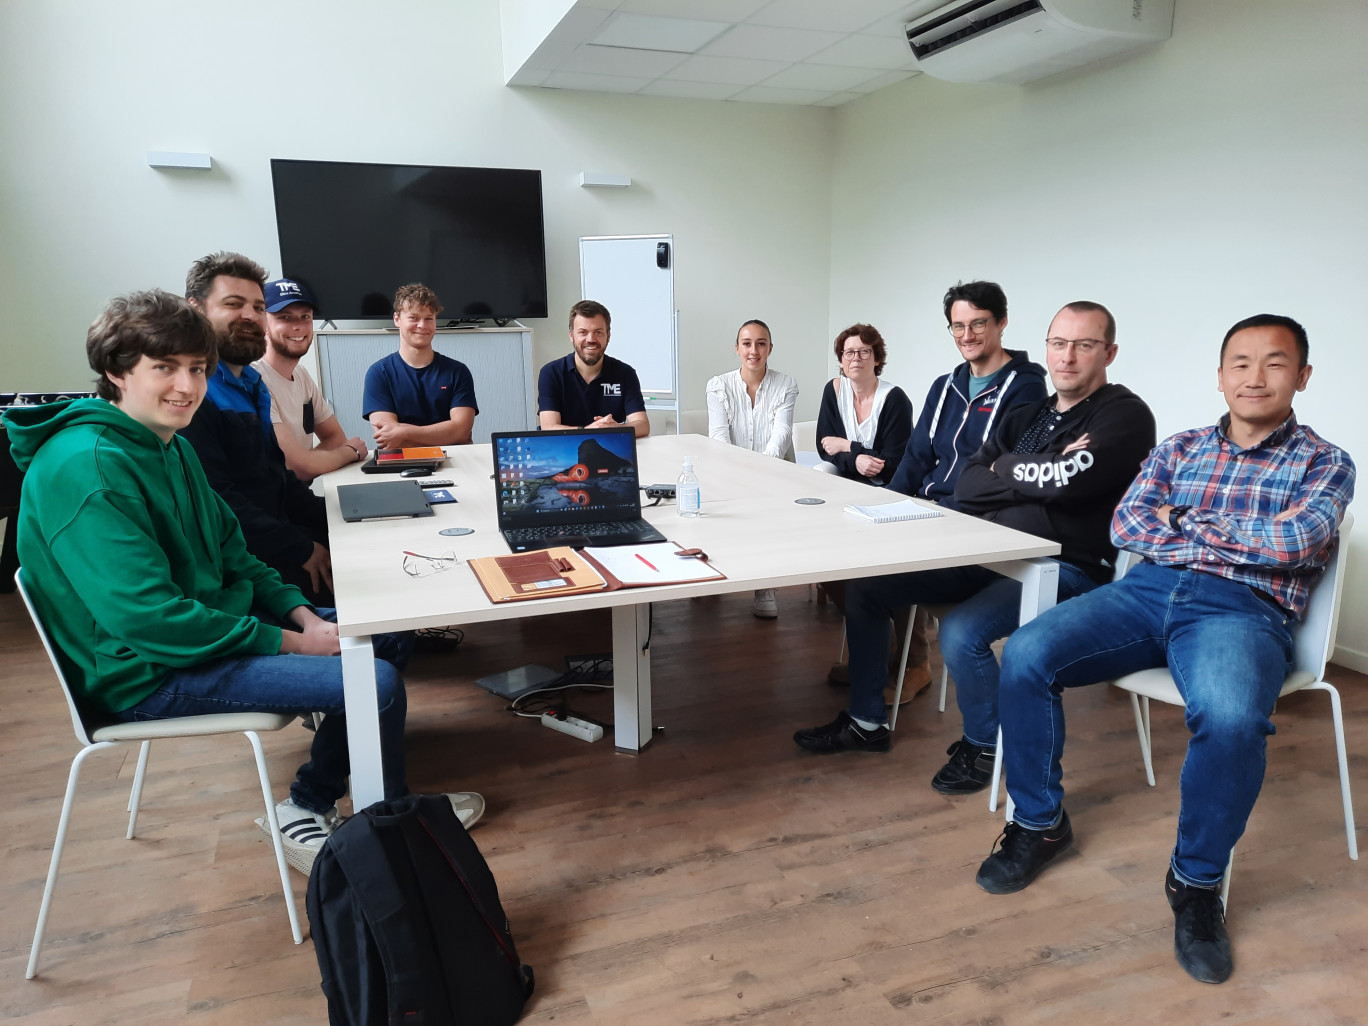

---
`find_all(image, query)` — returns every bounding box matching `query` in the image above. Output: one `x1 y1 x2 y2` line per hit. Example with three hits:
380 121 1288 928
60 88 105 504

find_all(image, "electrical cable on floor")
507 657 613 725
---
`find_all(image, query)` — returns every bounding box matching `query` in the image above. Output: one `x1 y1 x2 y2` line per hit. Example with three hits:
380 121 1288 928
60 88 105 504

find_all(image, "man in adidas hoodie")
4 291 482 874
875 280 1046 689
795 302 1155 795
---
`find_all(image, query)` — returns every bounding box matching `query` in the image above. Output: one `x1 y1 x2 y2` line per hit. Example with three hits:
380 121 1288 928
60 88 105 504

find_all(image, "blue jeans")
998 562 1293 887
112 609 412 815
845 559 1097 734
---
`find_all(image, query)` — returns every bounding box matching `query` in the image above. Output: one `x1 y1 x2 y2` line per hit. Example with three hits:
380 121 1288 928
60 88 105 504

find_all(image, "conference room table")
325 434 1061 808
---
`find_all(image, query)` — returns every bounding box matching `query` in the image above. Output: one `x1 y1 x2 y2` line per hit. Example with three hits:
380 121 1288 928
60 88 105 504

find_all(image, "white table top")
323 434 1060 637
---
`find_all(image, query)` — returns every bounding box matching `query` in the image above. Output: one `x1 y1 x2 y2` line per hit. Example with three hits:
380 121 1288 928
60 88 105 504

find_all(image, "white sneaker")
257 798 340 876
446 792 485 829
752 589 778 619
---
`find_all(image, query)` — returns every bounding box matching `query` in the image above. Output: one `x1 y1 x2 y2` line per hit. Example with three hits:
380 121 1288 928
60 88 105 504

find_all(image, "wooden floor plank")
2 586 1365 1024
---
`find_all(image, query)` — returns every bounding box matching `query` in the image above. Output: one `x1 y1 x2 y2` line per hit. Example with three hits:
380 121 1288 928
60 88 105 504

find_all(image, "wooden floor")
2 585 1365 1025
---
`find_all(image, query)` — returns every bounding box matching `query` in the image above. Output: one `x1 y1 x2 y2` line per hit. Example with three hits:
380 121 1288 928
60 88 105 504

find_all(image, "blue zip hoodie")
886 349 1047 502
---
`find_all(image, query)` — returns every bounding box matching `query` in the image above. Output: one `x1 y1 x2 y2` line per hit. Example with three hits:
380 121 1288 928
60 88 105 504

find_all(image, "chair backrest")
1112 548 1141 580
14 568 98 748
1291 511 1353 680
793 419 818 454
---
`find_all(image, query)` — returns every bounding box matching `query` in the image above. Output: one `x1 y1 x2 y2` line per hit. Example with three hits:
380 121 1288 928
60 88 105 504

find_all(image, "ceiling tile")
590 12 731 53
761 63 881 92
807 32 916 70
638 79 745 100
663 53 789 86
745 0 915 34
543 70 651 93
729 84 838 104
814 91 863 107
617 0 769 19
559 43 689 77
847 68 917 92
699 23 844 62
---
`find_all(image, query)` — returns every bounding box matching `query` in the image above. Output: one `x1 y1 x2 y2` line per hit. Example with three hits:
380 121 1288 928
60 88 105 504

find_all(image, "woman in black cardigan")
816 323 913 486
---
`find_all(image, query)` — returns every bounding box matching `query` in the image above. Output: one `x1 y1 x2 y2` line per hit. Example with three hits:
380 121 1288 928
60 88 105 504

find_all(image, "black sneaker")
975 810 1073 894
793 711 890 754
931 738 996 795
1166 868 1232 984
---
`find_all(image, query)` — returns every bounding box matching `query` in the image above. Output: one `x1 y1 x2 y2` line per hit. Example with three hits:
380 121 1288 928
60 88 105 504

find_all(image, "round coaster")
795 497 825 505
439 527 475 537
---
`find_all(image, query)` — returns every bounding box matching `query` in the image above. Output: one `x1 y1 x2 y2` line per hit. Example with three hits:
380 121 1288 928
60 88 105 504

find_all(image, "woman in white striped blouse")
706 319 799 619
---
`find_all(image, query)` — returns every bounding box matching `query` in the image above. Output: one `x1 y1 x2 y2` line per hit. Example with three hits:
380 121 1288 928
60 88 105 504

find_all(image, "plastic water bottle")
676 455 701 518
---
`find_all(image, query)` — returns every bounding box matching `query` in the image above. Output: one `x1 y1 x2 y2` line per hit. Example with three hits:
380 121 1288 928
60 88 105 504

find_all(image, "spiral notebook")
843 498 943 524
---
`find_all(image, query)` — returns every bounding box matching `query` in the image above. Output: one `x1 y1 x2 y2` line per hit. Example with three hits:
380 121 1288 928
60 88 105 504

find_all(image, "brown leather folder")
467 547 608 603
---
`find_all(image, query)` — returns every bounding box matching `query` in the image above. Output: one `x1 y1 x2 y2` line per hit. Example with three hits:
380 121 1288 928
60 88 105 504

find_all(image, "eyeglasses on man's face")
1044 337 1108 355
842 347 874 361
948 318 992 338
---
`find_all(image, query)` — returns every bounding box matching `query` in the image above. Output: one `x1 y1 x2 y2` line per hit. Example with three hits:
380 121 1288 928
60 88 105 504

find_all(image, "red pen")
635 553 659 572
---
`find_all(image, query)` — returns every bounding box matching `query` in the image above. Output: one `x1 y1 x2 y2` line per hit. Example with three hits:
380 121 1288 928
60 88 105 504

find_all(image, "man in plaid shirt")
974 314 1355 985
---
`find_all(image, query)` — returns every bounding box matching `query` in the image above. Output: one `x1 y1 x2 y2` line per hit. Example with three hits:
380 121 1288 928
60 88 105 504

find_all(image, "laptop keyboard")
509 520 646 542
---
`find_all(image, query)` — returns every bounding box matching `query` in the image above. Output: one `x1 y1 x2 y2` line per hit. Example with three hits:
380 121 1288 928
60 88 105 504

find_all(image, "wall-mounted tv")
270 158 548 323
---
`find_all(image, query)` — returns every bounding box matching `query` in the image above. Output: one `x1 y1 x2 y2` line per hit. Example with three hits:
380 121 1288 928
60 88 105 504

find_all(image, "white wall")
0 0 835 421
827 0 1368 667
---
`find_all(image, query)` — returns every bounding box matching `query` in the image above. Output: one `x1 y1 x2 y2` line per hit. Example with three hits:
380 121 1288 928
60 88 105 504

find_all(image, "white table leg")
340 634 385 810
981 558 1061 819
612 603 654 751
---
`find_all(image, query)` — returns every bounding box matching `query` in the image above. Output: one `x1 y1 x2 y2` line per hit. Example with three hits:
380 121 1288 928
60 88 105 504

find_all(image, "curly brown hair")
834 323 887 376
393 282 444 315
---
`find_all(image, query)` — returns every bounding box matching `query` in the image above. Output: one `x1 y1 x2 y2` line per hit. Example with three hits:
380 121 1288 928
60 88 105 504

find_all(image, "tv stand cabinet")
315 325 535 445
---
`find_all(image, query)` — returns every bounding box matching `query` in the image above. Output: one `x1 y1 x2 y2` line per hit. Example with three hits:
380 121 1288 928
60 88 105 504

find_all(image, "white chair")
793 419 822 469
16 569 304 979
1111 514 1357 876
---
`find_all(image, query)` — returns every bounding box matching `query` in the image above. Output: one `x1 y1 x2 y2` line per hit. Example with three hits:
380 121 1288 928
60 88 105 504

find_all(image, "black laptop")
492 427 666 552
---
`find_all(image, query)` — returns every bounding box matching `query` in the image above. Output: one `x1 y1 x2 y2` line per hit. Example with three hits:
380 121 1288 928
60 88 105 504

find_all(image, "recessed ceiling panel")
663 54 790 86
745 0 918 34
590 12 731 53
699 24 844 63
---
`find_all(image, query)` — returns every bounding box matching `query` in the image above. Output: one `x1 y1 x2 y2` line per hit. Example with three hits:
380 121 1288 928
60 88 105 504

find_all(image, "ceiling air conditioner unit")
904 0 1175 85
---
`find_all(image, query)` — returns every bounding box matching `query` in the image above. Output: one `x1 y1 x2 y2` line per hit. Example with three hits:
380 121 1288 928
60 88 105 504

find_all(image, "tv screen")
270 159 548 322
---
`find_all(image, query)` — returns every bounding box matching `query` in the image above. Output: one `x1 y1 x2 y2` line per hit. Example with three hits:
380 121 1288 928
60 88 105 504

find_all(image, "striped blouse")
705 368 799 462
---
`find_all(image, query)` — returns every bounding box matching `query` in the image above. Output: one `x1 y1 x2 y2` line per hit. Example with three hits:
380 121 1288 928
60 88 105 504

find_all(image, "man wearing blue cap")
254 278 368 483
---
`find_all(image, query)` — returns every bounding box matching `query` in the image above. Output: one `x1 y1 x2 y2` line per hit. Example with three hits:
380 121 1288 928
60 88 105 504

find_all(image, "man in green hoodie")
5 290 482 874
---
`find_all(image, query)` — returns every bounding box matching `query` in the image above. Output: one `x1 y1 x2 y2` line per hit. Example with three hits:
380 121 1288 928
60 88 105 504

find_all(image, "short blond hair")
393 282 443 315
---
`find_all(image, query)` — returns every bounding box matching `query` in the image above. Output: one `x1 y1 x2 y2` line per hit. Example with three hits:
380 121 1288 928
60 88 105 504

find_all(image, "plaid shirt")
1111 413 1355 617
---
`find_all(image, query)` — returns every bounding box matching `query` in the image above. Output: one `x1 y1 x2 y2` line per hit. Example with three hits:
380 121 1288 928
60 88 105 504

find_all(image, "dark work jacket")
887 349 1047 501
816 378 913 486
180 364 327 584
952 383 1157 582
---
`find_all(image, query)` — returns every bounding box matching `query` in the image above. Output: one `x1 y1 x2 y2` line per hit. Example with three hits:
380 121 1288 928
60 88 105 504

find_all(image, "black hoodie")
952 383 1156 582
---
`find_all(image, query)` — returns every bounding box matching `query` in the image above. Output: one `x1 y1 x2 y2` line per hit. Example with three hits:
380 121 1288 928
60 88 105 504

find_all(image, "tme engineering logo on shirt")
601 383 621 396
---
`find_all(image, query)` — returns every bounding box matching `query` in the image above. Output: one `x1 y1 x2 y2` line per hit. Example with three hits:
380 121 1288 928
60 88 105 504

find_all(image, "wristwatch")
1167 505 1190 531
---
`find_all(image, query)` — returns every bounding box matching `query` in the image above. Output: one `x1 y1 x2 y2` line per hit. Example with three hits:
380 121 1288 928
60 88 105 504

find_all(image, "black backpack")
306 794 534 1025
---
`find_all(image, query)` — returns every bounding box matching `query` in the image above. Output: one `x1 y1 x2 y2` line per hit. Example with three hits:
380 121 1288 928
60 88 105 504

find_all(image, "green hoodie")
4 398 308 713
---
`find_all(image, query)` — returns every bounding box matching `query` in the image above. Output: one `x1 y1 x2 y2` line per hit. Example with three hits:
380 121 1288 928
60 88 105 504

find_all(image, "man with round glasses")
868 282 1047 707
795 302 1155 796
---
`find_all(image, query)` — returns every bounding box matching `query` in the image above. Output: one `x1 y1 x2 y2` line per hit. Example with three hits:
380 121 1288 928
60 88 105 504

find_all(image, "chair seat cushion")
1113 668 1316 706
91 711 296 742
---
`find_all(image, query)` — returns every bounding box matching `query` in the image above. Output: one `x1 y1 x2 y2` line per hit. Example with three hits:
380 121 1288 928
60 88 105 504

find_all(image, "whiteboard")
579 235 676 397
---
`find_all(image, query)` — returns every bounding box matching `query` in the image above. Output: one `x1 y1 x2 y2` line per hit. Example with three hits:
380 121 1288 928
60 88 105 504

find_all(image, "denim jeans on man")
112 610 414 815
998 561 1293 887
844 558 1098 737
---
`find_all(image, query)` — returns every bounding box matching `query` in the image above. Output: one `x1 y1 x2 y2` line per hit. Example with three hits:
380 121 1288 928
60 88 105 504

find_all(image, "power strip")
566 653 613 674
541 712 604 743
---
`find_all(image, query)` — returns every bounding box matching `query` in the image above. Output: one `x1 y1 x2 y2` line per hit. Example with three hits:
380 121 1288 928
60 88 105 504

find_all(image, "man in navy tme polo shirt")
362 283 478 447
537 299 650 438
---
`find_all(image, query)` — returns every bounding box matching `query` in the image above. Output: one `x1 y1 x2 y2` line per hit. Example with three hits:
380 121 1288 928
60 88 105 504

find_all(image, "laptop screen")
492 427 642 524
